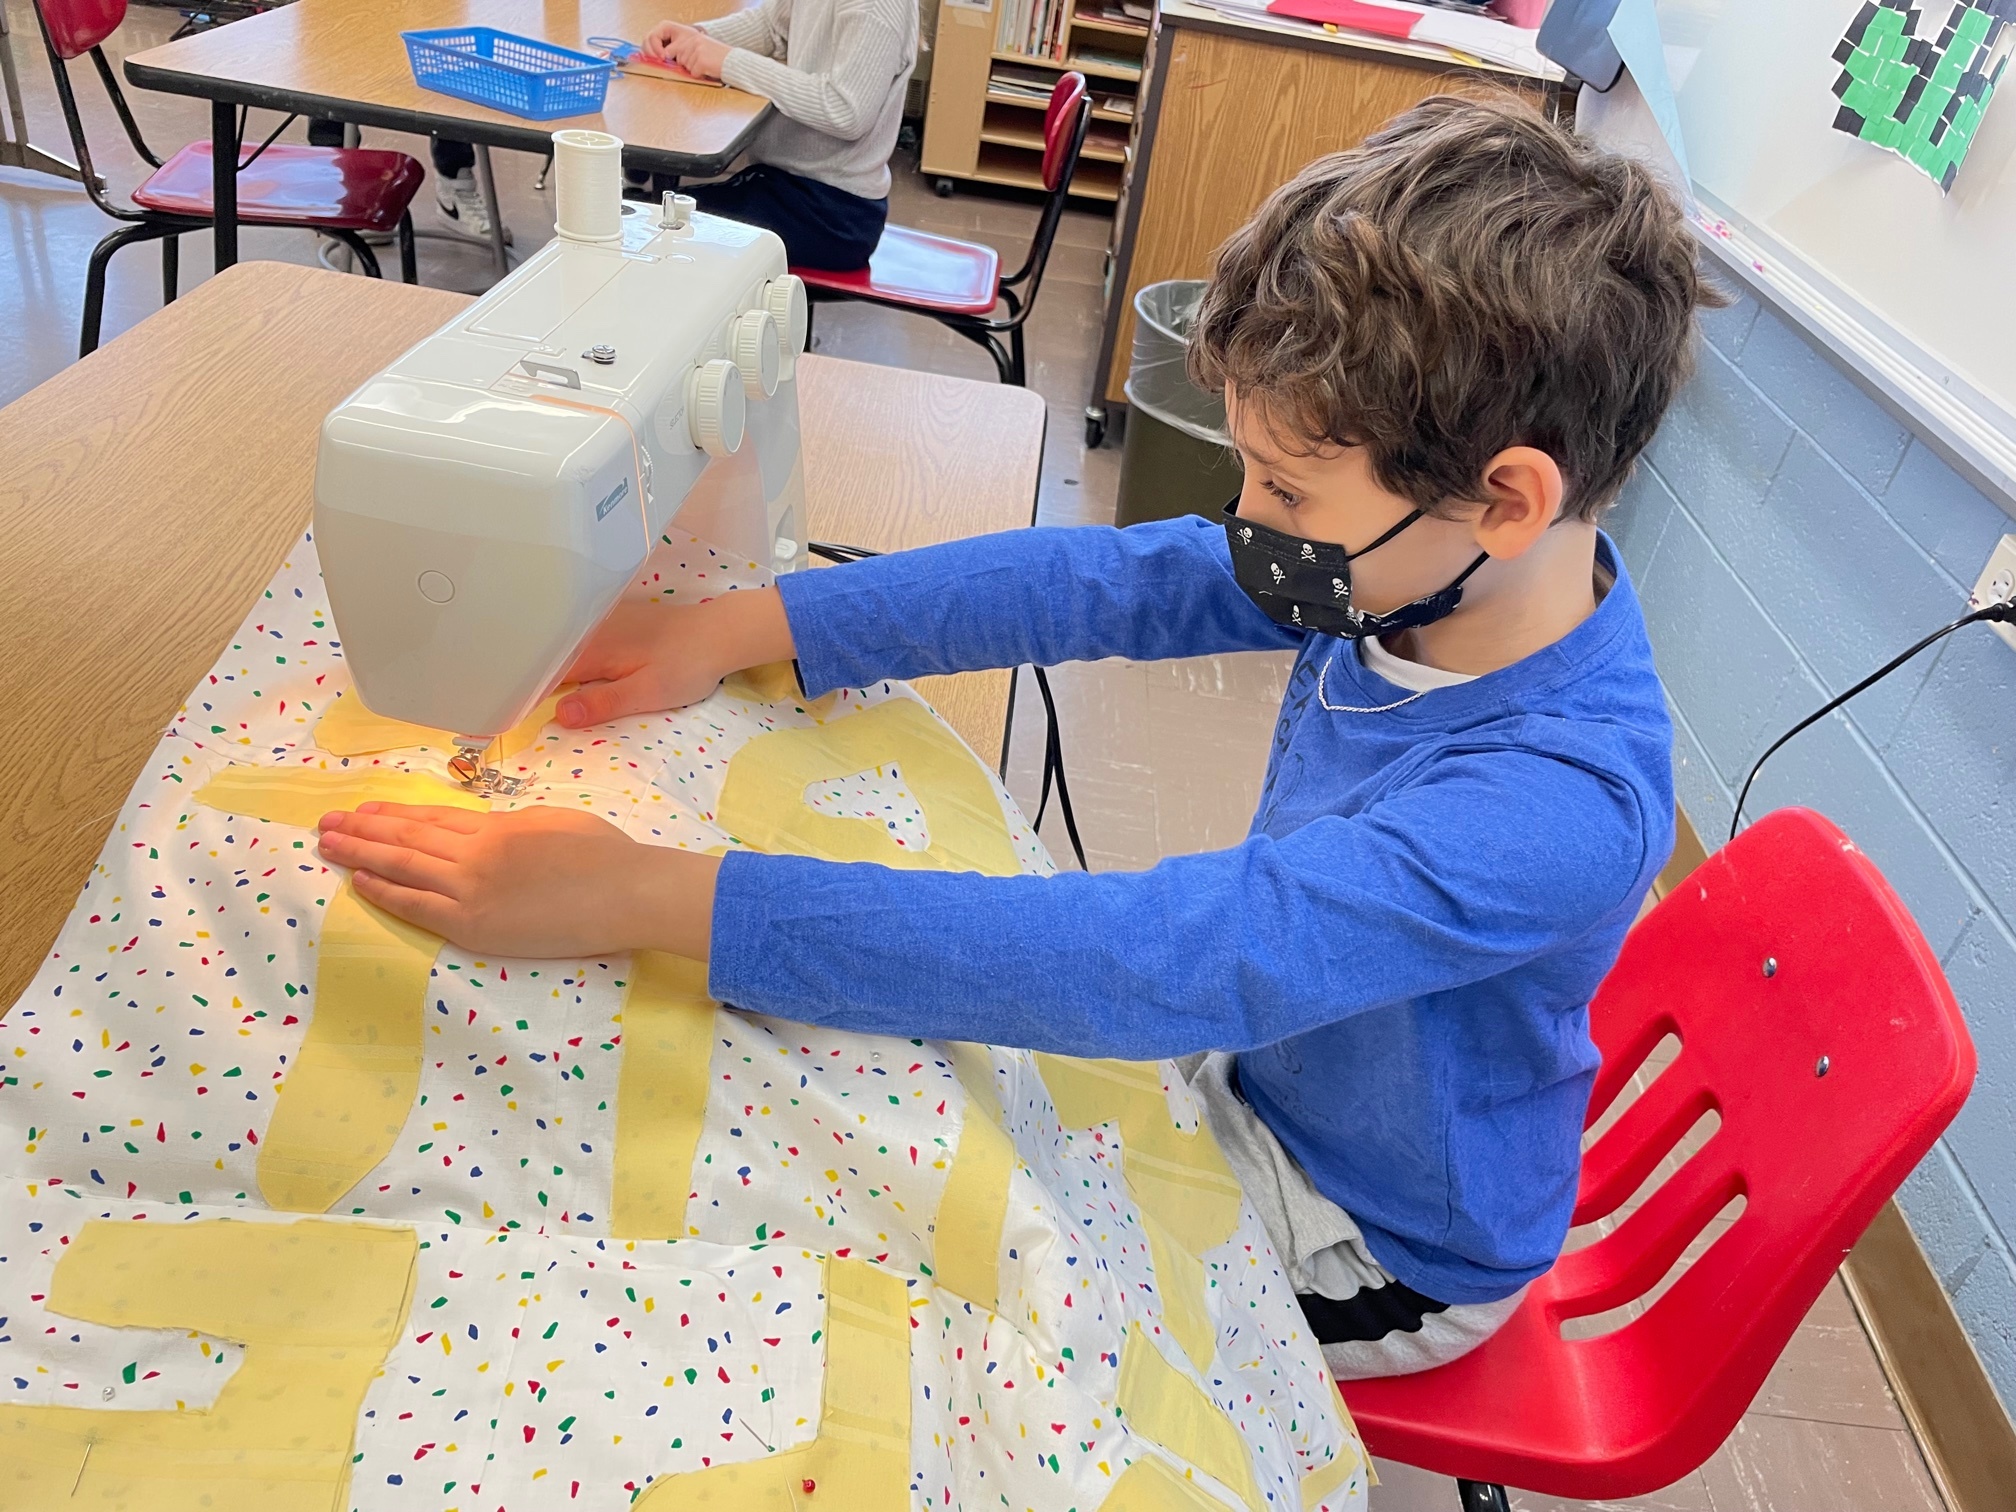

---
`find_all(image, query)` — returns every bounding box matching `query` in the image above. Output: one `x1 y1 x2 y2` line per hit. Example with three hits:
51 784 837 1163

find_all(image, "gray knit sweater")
700 0 918 200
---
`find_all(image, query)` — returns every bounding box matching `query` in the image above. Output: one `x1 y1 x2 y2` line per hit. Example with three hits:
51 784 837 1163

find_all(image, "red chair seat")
132 143 424 233
795 225 1002 316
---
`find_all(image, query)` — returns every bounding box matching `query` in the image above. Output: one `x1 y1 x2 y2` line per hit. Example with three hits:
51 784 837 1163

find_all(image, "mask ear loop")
1342 509 1426 561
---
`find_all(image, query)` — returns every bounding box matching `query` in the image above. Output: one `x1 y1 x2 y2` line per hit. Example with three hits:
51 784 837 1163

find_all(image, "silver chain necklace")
1316 645 1429 714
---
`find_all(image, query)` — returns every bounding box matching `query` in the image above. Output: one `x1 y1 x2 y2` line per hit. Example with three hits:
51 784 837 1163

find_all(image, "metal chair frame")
32 0 413 355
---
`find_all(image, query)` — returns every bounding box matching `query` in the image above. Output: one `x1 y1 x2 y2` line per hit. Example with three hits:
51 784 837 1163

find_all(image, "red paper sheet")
1264 0 1420 39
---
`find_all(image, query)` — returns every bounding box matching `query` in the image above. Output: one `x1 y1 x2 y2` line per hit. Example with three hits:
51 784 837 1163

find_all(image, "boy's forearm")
778 519 1301 696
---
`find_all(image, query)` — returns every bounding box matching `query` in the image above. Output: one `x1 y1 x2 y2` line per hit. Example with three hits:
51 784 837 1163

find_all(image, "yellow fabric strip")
1319 1369 1375 1488
311 687 568 759
1102 1451 1247 1512
1141 1212 1214 1372
1299 1446 1369 1510
724 660 806 704
611 951 719 1239
195 765 489 829
193 767 477 1213
1 1216 416 1511
946 1041 1007 1130
1034 1054 1244 1256
1115 1322 1262 1512
635 1256 911 1510
714 698 1018 876
1116 1129 1243 1259
257 885 440 1213
932 1107 1016 1313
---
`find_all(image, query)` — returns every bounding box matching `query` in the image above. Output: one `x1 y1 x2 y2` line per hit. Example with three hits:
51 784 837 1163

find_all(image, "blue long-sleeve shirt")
710 516 1674 1304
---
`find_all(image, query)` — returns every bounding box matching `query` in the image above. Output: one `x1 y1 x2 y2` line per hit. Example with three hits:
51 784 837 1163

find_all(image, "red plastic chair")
791 73 1092 385
32 0 424 356
1342 808 1975 1511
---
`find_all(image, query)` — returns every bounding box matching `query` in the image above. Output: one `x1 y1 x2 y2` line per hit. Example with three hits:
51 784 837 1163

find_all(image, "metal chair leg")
1456 1480 1510 1512
80 220 172 357
161 233 178 304
396 211 417 284
471 143 508 279
328 229 382 279
1008 324 1027 386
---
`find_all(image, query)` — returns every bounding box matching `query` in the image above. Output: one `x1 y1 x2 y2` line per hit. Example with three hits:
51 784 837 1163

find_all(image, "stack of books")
996 0 1073 61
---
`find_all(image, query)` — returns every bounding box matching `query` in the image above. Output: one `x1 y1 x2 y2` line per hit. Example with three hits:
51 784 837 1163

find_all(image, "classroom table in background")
0 261 1047 1012
122 0 774 274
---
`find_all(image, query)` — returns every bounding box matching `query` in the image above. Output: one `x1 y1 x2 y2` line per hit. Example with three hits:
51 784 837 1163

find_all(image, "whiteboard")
1588 0 2016 509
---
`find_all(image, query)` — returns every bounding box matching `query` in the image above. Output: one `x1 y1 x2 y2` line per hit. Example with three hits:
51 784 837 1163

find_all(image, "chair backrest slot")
1573 1071 1718 1227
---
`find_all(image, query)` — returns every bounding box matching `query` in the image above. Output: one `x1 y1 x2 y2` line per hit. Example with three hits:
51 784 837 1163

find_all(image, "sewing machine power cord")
1729 596 2016 842
805 541 1088 871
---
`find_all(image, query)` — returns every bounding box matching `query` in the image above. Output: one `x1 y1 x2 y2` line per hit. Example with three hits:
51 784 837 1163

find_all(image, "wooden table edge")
120 54 772 175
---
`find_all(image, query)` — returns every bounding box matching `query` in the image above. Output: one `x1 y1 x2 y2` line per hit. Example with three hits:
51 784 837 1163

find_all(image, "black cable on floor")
1029 664 1087 871
1729 598 2016 842
806 540 1088 870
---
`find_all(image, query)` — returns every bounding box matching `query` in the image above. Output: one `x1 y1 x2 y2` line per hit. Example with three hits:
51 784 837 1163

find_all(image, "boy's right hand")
556 587 795 728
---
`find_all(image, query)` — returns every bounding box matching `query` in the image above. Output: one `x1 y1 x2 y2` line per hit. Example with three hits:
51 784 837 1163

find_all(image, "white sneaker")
435 169 513 244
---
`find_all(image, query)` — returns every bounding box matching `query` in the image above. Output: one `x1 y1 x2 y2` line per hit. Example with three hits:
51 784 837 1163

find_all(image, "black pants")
688 163 887 271
306 119 469 177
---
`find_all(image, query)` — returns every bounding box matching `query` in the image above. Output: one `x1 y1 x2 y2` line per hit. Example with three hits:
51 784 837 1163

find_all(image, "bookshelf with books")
921 0 1149 203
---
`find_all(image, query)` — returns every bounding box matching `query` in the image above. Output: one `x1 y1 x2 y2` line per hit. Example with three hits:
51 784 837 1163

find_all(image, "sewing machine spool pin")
449 738 527 798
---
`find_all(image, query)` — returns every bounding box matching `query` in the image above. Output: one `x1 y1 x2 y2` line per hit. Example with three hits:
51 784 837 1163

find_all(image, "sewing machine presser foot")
449 743 528 798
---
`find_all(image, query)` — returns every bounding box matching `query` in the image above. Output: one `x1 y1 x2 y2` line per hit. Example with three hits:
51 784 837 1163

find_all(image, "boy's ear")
1474 447 1566 558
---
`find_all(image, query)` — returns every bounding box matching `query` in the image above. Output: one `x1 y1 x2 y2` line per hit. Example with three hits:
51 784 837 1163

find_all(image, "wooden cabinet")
1090 3 1555 418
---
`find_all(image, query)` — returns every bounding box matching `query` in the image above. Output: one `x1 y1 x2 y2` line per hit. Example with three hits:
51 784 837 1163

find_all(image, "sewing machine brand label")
595 478 631 521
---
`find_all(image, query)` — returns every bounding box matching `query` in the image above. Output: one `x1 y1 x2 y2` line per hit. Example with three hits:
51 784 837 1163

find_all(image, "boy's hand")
557 587 795 727
316 803 718 961
643 20 730 78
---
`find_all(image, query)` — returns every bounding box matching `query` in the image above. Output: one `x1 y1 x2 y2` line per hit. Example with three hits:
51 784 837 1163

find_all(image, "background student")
642 0 917 271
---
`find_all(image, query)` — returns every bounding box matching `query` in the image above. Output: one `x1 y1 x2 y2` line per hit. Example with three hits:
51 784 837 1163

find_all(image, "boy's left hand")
316 803 718 961
642 20 730 79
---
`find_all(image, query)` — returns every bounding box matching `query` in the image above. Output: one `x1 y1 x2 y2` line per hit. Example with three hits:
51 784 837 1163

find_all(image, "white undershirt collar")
1358 635 1480 693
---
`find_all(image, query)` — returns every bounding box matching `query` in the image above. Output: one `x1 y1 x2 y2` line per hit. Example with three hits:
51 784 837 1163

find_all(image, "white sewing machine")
314 130 808 790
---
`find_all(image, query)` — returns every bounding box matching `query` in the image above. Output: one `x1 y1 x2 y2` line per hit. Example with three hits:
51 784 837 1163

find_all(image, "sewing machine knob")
730 309 780 399
764 274 808 358
687 358 746 458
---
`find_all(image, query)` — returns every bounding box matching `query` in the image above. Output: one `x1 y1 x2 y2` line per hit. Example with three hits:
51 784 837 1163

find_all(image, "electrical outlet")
1970 535 2016 653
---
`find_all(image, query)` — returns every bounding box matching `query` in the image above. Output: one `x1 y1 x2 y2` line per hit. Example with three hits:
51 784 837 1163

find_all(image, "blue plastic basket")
401 28 614 121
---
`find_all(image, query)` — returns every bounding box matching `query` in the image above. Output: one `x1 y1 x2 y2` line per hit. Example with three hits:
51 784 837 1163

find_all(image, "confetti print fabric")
1 532 1366 1512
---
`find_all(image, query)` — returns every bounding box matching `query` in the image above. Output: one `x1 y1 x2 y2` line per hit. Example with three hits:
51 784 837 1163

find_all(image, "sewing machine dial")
687 359 747 458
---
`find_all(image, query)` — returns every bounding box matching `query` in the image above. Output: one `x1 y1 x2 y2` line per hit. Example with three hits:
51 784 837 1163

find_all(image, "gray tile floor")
0 5 1954 1505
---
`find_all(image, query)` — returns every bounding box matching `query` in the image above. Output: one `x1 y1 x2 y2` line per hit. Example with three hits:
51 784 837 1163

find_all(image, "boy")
640 0 917 270
314 95 1717 1377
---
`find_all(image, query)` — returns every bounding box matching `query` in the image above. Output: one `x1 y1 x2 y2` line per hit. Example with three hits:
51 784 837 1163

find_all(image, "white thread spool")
551 128 624 244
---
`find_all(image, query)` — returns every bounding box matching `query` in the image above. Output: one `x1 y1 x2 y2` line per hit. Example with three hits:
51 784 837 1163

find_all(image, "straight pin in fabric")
735 1412 775 1452
70 1436 94 1497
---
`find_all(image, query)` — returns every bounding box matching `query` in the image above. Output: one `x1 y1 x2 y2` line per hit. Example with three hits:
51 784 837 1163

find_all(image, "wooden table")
0 261 1046 1010
124 0 772 273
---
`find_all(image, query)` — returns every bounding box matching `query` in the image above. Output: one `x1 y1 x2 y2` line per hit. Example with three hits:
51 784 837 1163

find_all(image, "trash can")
1116 280 1245 527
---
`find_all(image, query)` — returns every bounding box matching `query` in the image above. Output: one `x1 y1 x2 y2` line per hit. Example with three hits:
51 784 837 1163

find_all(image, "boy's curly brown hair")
1189 91 1724 522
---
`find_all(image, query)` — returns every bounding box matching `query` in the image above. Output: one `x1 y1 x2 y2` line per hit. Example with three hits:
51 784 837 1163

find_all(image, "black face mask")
1221 498 1489 640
